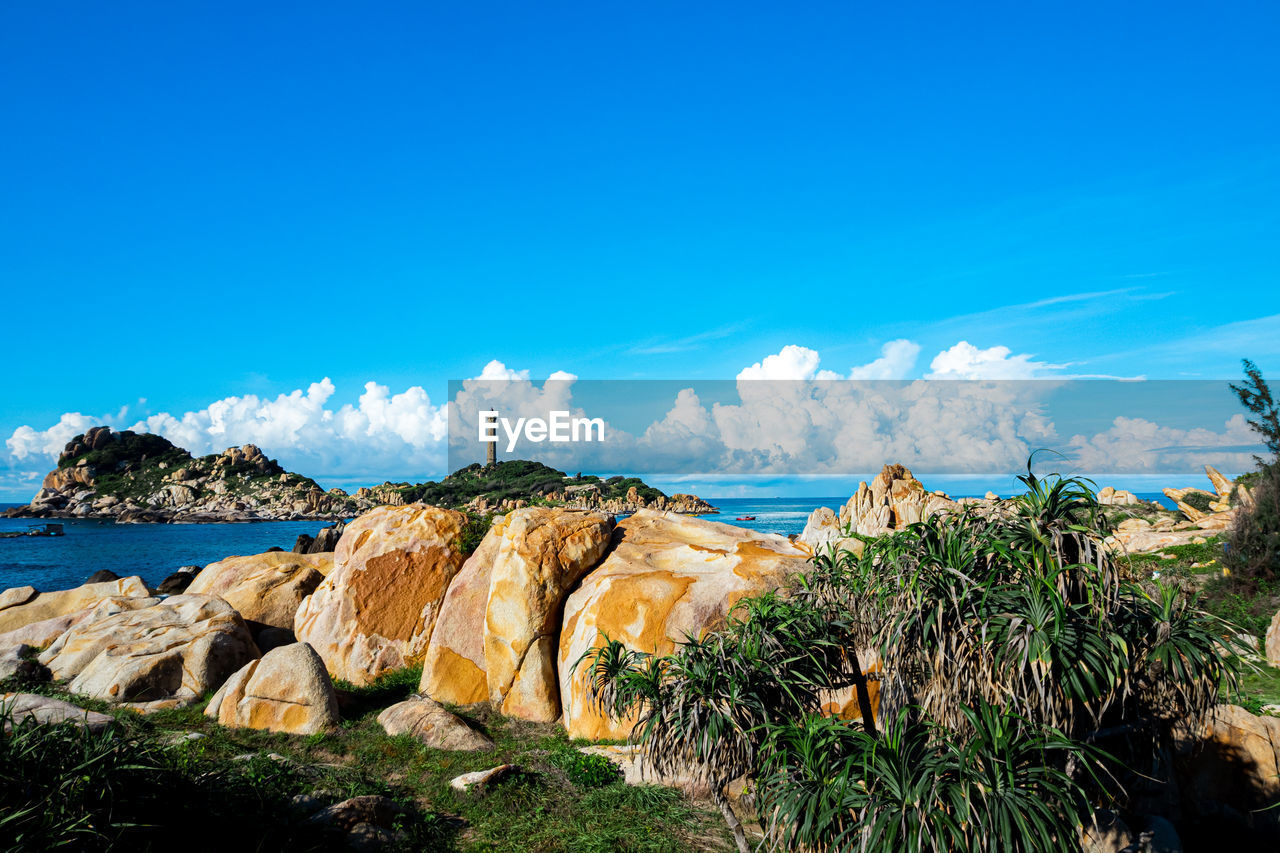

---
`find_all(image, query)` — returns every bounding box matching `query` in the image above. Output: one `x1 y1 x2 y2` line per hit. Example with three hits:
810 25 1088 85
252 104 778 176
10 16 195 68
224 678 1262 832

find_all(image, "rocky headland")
5 428 717 523
4 426 369 523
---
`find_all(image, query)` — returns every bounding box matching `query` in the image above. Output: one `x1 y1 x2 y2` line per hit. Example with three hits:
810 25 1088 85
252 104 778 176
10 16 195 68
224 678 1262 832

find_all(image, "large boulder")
838 464 956 537
0 577 151 634
295 505 470 685
420 515 508 705
1179 704 1280 813
205 642 338 734
485 508 614 720
187 551 330 632
39 594 258 709
558 509 812 740
1269 611 1280 668
377 695 494 750
1 693 114 733
0 595 159 651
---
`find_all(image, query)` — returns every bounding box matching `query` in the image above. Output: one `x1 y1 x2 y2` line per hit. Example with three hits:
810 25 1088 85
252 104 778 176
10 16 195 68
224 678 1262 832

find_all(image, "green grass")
0 667 730 852
1230 661 1280 715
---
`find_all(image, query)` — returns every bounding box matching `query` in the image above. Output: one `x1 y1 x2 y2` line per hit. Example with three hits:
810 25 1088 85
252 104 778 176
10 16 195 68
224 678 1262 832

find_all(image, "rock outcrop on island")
5 426 369 523
371 459 717 516
798 464 959 556
7 430 717 524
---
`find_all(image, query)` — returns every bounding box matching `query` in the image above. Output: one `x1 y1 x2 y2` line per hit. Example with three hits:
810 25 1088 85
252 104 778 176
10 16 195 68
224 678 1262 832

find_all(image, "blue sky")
2 2 1278 498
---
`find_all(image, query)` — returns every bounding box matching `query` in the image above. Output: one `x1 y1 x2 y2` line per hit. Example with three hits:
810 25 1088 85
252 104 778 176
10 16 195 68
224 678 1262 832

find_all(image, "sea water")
0 494 1177 593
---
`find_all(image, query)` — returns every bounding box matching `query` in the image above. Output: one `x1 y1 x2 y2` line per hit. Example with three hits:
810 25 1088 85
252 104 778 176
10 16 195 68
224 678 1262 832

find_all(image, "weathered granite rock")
295 505 470 685
188 551 330 631
577 745 749 802
39 594 258 708
1097 486 1140 506
797 505 864 558
206 642 338 734
0 595 159 651
0 692 114 733
558 509 811 740
377 694 494 750
485 508 614 720
450 764 516 792
155 566 200 595
420 515 508 705
0 577 152 634
1267 610 1280 669
0 644 45 681
837 464 957 537
304 794 400 834
0 586 37 611
1179 703 1280 811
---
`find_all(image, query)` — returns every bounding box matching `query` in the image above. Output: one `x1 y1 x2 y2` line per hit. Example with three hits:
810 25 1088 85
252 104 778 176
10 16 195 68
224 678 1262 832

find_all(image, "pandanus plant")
580 460 1239 852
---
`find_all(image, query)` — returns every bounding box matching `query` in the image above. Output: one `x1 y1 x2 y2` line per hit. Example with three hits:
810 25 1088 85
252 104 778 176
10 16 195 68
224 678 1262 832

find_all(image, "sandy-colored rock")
188 551 330 631
485 508 613 721
1 692 114 733
0 595 159 651
450 764 516 792
578 745 749 802
558 509 812 740
206 642 338 734
295 504 470 685
420 515 508 705
39 594 258 708
1180 704 1280 809
1267 611 1280 669
0 586 37 612
1206 465 1234 498
796 506 865 558
0 577 151 634
1097 486 1139 506
1109 528 1215 554
377 694 494 750
838 464 957 537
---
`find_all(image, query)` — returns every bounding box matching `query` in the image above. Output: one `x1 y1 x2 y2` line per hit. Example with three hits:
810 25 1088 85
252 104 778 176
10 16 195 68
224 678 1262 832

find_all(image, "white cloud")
926 341 1063 380
737 345 825 381
476 360 531 381
7 412 106 461
848 339 921 380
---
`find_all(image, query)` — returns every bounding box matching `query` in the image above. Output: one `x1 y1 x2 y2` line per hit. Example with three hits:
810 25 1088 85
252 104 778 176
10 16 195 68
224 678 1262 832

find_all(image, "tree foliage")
580 461 1237 852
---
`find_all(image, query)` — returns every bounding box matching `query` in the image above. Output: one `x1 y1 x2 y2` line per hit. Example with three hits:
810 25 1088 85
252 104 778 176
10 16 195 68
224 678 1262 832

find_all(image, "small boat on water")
0 523 65 539
735 515 756 521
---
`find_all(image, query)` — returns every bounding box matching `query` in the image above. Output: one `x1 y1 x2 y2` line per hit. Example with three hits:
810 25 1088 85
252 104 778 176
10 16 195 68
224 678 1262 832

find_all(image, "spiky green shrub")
580 461 1237 852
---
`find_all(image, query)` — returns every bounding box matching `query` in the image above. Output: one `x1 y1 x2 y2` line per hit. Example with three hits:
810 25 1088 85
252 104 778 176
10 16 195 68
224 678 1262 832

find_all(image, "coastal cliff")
5 427 367 522
5 429 716 522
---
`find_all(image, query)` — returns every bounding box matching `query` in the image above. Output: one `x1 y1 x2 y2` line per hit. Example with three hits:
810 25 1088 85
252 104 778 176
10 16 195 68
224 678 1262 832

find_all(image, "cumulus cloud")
926 341 1063 380
848 339 922 380
738 341 921 382
737 345 827 380
1065 413 1259 475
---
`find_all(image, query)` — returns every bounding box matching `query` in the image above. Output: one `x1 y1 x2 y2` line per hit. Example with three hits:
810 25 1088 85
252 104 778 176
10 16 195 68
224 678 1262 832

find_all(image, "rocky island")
4 427 717 523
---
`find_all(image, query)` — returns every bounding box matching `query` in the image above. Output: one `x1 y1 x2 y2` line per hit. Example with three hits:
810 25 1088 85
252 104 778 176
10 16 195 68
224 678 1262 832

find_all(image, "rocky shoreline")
4 427 717 524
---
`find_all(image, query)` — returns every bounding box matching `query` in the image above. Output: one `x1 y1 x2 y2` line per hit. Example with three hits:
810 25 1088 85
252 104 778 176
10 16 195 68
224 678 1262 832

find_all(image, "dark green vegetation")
583 463 1241 852
52 427 340 509
390 460 667 509
1227 359 1280 579
0 666 729 853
